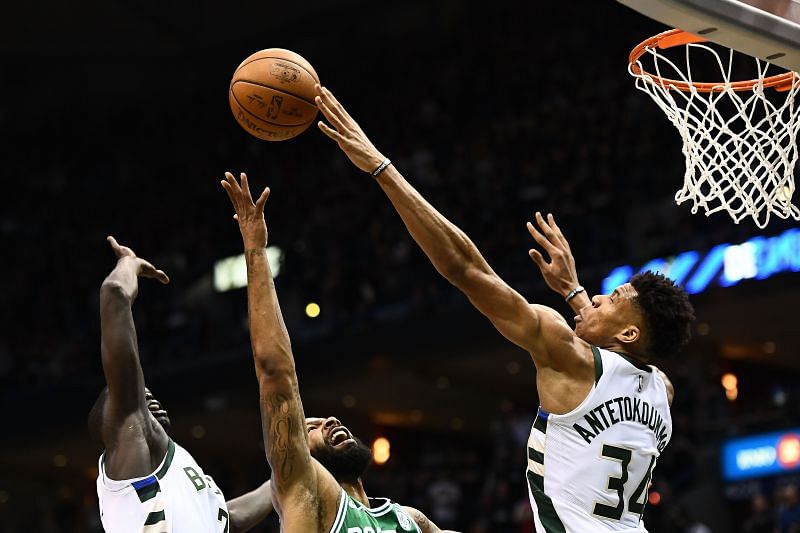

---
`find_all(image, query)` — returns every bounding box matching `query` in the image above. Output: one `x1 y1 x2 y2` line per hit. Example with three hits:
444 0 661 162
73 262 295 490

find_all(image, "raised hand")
106 236 169 284
220 171 271 249
314 85 388 174
526 212 579 298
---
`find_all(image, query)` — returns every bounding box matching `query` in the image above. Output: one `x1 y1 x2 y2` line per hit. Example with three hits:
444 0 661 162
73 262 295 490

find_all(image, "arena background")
2 1 800 531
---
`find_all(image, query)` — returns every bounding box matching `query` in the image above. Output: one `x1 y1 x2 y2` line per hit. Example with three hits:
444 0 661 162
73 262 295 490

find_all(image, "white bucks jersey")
97 440 229 533
526 347 672 533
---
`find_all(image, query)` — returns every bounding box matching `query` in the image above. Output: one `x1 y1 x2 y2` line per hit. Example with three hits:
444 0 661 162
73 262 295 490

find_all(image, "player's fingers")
321 86 353 123
220 180 241 213
529 248 548 270
526 221 557 255
318 121 347 143
315 96 349 135
319 87 357 132
548 213 571 251
107 235 120 253
240 173 254 205
224 171 242 194
255 187 271 214
535 211 559 242
155 269 170 285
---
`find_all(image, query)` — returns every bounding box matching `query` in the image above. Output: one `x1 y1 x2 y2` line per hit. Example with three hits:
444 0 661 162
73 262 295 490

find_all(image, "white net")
629 40 800 228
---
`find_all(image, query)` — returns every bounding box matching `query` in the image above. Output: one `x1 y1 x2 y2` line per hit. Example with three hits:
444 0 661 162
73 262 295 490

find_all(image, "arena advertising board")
602 228 800 295
722 429 800 480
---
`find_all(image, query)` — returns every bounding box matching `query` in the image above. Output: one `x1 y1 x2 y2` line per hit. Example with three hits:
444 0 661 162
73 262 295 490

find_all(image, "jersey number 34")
592 444 656 521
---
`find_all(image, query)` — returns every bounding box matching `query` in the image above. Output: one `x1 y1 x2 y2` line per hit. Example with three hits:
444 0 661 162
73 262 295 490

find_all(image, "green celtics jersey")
328 489 421 533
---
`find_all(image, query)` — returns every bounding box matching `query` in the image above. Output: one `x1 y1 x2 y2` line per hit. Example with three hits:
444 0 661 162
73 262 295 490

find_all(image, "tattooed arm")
221 173 322 530
402 507 461 533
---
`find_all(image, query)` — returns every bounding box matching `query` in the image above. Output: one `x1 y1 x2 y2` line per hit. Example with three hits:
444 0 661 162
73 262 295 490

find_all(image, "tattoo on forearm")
266 392 294 479
245 248 266 275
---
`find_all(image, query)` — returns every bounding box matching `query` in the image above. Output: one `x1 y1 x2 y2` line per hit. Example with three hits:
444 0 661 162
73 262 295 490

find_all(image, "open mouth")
329 427 354 448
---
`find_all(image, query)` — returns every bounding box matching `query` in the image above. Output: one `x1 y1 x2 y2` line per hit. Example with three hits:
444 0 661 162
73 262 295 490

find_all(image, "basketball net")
629 29 800 228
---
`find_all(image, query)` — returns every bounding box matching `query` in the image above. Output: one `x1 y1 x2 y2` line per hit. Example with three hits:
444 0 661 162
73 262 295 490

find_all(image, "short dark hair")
630 271 695 359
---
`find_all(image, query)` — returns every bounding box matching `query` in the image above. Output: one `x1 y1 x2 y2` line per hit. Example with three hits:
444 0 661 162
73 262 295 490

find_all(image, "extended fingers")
547 213 571 251
107 235 120 253
141 259 170 284
317 120 347 143
254 186 271 214
240 172 254 204
315 95 349 135
315 85 349 121
526 220 557 255
154 269 170 285
220 179 239 211
528 248 547 271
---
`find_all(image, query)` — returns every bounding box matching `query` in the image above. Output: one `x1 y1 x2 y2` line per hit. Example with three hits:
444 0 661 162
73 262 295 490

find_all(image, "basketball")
229 48 320 141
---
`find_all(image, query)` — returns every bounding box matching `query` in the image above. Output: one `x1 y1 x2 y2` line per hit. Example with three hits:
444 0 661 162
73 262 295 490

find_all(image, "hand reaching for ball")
315 85 388 175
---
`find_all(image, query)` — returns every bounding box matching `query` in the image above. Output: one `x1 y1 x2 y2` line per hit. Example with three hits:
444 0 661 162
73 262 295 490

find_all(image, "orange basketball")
229 49 320 141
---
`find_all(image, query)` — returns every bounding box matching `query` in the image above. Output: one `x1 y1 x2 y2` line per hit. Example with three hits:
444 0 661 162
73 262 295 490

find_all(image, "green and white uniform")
526 347 672 533
97 439 229 533
328 489 421 533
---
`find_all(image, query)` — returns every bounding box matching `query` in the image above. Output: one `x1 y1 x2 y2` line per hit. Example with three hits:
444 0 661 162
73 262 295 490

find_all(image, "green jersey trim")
328 489 348 533
155 439 176 479
362 498 393 516
592 346 604 384
527 471 567 533
144 510 165 525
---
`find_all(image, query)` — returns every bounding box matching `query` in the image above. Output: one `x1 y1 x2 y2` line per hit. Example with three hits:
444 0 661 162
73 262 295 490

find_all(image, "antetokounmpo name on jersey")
572 396 669 452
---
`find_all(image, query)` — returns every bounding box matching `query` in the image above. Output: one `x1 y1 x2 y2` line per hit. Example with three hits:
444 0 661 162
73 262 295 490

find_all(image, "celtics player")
315 85 695 532
220 171 458 533
90 237 274 532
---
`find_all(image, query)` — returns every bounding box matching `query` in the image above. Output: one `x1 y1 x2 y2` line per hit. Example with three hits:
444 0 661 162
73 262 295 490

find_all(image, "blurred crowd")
2 1 774 388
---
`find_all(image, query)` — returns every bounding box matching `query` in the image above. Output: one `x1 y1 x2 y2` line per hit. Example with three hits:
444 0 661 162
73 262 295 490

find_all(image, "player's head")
306 416 372 482
88 387 172 441
575 271 694 359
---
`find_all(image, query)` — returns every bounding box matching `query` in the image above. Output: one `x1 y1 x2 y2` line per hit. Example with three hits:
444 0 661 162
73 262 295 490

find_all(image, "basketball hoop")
629 29 800 228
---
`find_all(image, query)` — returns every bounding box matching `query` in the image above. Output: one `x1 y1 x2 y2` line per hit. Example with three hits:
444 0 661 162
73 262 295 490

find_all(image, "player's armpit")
402 506 462 533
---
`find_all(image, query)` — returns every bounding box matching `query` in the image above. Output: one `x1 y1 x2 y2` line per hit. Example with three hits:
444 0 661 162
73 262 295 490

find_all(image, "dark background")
1 1 799 531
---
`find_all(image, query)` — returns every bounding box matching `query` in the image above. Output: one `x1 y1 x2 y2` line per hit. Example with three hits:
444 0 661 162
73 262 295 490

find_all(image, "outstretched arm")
99 237 170 477
315 86 577 370
227 481 274 533
221 173 322 527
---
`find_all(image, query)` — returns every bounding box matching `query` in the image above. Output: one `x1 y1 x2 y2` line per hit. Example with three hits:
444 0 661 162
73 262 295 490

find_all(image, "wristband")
371 158 392 177
565 285 585 303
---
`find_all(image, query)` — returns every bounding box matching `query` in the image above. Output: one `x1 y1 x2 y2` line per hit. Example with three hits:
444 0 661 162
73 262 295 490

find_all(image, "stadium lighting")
721 373 738 391
213 246 283 292
305 302 321 318
372 437 391 465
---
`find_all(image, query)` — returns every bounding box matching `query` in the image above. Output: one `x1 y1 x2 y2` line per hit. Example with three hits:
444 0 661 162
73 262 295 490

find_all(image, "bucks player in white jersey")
220 172 460 533
89 237 275 532
314 85 695 532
